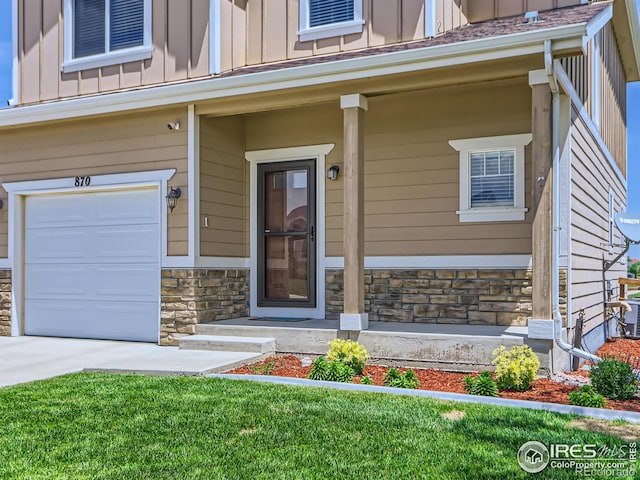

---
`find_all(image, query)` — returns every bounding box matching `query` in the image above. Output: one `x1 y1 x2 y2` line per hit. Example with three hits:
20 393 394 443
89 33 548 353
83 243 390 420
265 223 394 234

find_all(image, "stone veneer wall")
161 269 249 345
326 269 568 326
0 270 10 336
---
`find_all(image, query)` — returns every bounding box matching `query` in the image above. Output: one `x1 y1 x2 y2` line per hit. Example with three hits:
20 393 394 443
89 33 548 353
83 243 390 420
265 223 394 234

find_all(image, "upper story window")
298 0 364 42
449 134 532 223
63 0 152 73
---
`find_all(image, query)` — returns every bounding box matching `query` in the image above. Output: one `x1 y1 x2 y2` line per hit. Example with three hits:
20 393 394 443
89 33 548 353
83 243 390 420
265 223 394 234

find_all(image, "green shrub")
464 372 498 397
568 385 607 408
590 358 639 400
383 368 419 389
360 376 373 385
492 345 540 391
327 339 369 375
308 357 354 383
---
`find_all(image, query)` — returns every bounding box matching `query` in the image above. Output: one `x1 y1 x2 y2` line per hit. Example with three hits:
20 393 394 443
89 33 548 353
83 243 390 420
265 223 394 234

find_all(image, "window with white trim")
63 0 152 73
298 0 364 42
449 134 532 223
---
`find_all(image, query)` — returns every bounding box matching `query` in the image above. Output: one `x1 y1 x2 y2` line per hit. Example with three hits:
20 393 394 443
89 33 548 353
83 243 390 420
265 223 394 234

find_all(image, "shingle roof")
218 2 610 79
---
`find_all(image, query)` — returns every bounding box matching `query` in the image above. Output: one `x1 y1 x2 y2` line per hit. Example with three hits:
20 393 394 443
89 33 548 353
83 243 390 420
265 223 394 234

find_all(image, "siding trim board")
209 0 221 74
554 59 626 186
1 17 603 129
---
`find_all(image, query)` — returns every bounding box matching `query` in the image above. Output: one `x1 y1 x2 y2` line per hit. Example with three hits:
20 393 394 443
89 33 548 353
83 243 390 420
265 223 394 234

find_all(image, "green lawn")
0 373 633 479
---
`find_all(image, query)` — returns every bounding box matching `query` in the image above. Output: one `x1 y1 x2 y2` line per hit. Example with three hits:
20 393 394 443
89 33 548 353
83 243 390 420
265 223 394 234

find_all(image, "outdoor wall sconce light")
327 165 340 181
166 187 182 212
0 199 4 209
167 122 181 130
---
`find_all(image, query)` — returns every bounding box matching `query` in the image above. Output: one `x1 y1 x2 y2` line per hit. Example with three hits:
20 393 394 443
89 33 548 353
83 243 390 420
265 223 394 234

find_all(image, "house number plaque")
74 176 91 187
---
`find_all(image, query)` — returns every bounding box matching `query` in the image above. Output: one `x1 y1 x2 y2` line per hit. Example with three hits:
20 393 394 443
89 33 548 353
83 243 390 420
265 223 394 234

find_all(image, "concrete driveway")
0 336 262 387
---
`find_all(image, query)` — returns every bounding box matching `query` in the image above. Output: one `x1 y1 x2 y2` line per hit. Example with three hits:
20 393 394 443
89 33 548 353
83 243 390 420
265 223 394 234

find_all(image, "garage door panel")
94 265 158 301
26 195 94 228
26 228 92 263
25 264 90 300
96 190 159 225
25 188 160 342
25 300 158 342
95 225 160 262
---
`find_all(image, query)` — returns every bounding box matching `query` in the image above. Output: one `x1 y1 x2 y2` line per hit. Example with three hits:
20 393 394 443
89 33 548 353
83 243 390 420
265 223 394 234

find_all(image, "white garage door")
24 188 160 342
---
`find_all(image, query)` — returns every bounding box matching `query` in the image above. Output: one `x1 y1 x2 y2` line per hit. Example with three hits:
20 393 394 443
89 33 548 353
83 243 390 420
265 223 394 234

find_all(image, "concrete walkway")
0 336 262 387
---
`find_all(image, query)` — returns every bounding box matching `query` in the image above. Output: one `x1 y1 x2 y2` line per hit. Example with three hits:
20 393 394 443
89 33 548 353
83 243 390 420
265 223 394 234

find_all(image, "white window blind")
73 0 144 59
309 0 354 27
469 150 515 208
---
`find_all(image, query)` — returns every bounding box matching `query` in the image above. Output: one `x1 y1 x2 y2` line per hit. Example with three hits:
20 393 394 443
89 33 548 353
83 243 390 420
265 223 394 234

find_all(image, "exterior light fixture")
166 187 182 212
327 165 340 181
0 199 3 209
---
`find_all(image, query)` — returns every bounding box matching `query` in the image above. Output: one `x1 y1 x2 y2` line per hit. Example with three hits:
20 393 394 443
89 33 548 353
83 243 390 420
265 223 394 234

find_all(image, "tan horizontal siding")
18 0 211 105
570 107 626 334
246 79 533 257
200 116 248 258
0 107 189 257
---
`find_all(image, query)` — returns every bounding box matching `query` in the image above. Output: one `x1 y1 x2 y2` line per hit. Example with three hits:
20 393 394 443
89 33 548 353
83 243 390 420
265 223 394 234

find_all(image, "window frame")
449 134 532 223
63 0 152 73
298 0 364 42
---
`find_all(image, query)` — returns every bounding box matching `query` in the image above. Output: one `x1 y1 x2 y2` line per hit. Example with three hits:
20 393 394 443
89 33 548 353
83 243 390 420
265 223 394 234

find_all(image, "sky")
0 3 638 253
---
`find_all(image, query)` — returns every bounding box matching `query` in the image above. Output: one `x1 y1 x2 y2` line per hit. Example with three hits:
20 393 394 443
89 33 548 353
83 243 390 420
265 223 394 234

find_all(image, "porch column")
530 76 553 320
340 94 368 331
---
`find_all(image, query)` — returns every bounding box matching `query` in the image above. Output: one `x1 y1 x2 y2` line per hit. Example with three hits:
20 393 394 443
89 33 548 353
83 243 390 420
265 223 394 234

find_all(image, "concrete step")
179 334 276 354
195 323 336 355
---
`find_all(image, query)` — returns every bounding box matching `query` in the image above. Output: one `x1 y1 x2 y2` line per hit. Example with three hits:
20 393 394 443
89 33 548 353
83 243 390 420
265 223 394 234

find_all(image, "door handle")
310 226 315 242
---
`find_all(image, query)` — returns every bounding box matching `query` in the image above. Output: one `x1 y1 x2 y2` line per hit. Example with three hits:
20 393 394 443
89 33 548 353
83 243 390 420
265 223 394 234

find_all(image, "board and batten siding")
0 108 189 257
243 0 467 68
570 108 626 335
18 0 211 105
463 0 584 23
595 23 627 177
199 116 248 257
560 24 627 178
245 79 533 257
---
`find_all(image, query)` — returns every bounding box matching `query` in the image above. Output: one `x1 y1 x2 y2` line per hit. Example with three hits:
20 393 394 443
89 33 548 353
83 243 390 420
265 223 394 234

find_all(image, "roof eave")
612 0 640 82
0 21 593 129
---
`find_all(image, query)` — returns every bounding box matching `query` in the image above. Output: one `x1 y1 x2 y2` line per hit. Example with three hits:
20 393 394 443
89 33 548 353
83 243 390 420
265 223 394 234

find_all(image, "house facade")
0 0 638 372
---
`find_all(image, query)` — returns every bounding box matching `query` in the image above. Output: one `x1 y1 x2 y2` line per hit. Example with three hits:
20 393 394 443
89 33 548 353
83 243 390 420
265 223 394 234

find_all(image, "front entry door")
257 160 316 308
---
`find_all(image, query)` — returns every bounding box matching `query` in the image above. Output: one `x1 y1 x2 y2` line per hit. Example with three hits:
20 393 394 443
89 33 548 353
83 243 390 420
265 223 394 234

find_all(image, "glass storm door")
257 160 316 308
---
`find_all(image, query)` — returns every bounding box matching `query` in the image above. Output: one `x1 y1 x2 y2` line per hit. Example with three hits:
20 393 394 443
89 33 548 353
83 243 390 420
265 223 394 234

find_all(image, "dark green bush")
360 376 373 385
308 357 354 383
383 368 419 389
590 358 639 400
464 372 498 397
568 385 607 408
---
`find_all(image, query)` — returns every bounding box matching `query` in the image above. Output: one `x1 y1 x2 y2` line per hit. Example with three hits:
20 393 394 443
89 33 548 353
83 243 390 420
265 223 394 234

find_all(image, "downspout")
545 39 601 364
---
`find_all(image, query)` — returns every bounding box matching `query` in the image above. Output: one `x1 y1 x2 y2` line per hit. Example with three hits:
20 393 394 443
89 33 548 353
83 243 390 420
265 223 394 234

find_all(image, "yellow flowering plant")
327 339 369 375
491 345 540 391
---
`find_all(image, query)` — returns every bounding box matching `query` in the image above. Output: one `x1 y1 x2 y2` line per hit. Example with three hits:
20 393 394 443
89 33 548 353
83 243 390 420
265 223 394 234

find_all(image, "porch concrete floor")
212 318 528 338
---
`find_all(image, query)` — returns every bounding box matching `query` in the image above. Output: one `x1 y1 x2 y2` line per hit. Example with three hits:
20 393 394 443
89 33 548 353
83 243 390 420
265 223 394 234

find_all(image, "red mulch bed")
228 339 640 412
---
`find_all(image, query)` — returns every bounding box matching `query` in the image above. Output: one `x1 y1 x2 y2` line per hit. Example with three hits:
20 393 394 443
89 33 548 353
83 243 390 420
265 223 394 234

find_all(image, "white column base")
340 313 369 331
